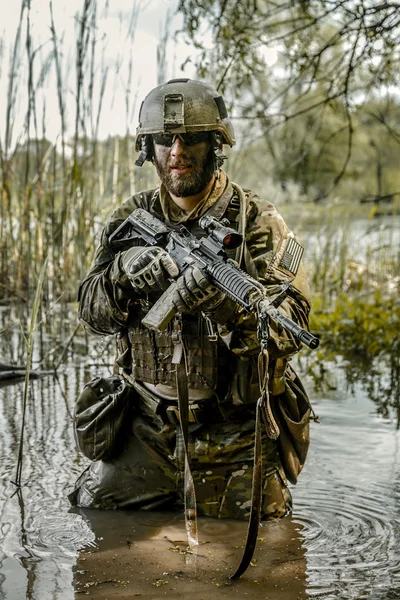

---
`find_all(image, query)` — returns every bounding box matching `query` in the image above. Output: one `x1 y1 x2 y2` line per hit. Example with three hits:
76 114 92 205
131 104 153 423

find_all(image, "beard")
153 146 215 197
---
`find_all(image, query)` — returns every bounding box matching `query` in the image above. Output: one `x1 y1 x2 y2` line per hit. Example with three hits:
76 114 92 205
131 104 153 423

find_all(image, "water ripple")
293 482 400 598
27 509 96 558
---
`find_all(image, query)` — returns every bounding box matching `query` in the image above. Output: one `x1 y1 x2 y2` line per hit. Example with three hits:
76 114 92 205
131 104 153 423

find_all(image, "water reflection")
294 371 400 599
0 361 96 600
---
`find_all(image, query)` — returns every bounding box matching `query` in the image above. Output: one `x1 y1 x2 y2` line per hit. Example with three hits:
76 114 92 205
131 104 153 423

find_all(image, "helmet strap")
135 135 153 167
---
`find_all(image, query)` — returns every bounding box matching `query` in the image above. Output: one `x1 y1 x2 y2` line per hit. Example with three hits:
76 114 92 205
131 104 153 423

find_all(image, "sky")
0 0 199 147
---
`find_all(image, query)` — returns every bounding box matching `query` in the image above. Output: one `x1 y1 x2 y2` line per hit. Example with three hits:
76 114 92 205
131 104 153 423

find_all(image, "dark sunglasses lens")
153 132 210 147
182 132 210 145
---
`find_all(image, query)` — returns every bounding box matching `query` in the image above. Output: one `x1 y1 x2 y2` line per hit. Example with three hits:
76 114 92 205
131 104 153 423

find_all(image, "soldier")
69 79 313 522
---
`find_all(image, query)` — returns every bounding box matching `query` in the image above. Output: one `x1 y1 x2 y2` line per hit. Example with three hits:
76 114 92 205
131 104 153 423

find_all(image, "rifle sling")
230 348 280 579
172 317 199 553
172 319 280 578
230 395 264 579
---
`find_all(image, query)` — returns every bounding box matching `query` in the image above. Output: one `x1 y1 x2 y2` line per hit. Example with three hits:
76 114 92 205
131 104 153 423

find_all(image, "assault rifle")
109 208 319 350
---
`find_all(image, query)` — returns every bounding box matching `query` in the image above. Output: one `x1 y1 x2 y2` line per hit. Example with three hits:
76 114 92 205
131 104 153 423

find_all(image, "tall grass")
298 213 400 412
0 0 158 313
14 257 48 488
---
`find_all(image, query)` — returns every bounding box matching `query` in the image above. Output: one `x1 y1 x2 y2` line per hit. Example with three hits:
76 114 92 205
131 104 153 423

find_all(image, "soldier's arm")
78 196 144 336
216 195 312 359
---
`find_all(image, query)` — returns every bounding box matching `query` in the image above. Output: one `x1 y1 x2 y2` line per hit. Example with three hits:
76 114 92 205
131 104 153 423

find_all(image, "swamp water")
0 329 399 600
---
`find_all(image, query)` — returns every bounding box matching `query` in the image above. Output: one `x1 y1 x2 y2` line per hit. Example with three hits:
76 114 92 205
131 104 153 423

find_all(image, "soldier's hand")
117 246 179 294
172 266 225 313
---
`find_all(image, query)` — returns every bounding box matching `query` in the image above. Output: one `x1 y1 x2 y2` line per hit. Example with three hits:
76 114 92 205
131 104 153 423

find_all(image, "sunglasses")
152 131 210 147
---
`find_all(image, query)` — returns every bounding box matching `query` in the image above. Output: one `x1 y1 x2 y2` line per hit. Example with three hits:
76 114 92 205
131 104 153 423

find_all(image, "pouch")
231 355 260 406
272 368 312 484
74 375 134 461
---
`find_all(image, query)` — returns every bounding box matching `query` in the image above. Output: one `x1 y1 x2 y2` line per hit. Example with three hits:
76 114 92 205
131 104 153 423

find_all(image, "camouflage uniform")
70 171 311 520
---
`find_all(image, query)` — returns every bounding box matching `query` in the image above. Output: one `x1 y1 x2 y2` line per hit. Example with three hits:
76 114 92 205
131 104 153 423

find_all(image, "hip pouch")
74 375 135 461
272 368 312 484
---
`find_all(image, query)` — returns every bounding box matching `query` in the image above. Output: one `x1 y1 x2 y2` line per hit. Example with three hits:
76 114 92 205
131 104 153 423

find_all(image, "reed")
301 215 400 409
13 257 48 488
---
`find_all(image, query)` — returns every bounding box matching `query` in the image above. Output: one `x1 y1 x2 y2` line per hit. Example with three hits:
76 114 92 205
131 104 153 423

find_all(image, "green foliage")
305 288 400 421
223 92 400 203
310 290 400 361
179 1 400 95
305 213 400 364
292 208 400 414
179 1 400 199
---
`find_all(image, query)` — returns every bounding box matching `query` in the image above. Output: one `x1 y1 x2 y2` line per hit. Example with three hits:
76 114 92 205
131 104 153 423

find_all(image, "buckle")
203 315 217 341
171 329 181 344
166 403 204 425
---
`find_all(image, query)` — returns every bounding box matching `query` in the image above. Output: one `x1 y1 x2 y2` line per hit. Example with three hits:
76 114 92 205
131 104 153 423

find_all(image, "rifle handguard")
141 272 320 351
141 260 261 332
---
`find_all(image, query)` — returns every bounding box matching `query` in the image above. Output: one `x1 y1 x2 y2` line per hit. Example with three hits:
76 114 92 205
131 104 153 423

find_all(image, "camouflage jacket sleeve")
78 194 148 336
216 194 312 360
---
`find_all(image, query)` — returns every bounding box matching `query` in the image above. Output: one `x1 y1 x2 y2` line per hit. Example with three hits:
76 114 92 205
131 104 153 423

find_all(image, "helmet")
135 79 235 165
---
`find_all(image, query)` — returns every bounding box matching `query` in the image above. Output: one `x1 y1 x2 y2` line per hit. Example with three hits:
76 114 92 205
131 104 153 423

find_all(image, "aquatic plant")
14 257 48 488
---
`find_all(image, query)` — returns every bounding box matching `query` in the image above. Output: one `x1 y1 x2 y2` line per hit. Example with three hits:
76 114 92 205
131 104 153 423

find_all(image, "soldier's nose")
170 136 186 156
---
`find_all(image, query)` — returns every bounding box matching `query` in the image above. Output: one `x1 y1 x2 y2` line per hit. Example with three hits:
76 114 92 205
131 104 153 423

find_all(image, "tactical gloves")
172 266 226 313
113 247 230 319
116 246 179 295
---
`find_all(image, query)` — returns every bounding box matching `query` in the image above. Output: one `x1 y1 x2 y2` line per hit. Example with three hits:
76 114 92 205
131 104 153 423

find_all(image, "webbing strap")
172 317 199 553
230 348 280 579
230 394 264 579
258 351 280 441
231 182 247 268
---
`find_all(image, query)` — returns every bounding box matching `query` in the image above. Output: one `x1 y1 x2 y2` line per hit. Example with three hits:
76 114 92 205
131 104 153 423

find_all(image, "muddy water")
0 326 399 599
72 509 307 598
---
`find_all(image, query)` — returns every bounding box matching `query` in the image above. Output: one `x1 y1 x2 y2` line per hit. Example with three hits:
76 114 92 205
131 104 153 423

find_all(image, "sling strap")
230 345 280 578
172 316 199 554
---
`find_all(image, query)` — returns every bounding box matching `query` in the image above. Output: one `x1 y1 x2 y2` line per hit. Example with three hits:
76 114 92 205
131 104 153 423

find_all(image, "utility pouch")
231 356 260 405
272 367 312 484
74 375 134 461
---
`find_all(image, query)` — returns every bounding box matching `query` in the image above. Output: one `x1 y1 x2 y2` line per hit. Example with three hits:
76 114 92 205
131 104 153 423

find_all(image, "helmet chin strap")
135 135 153 167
